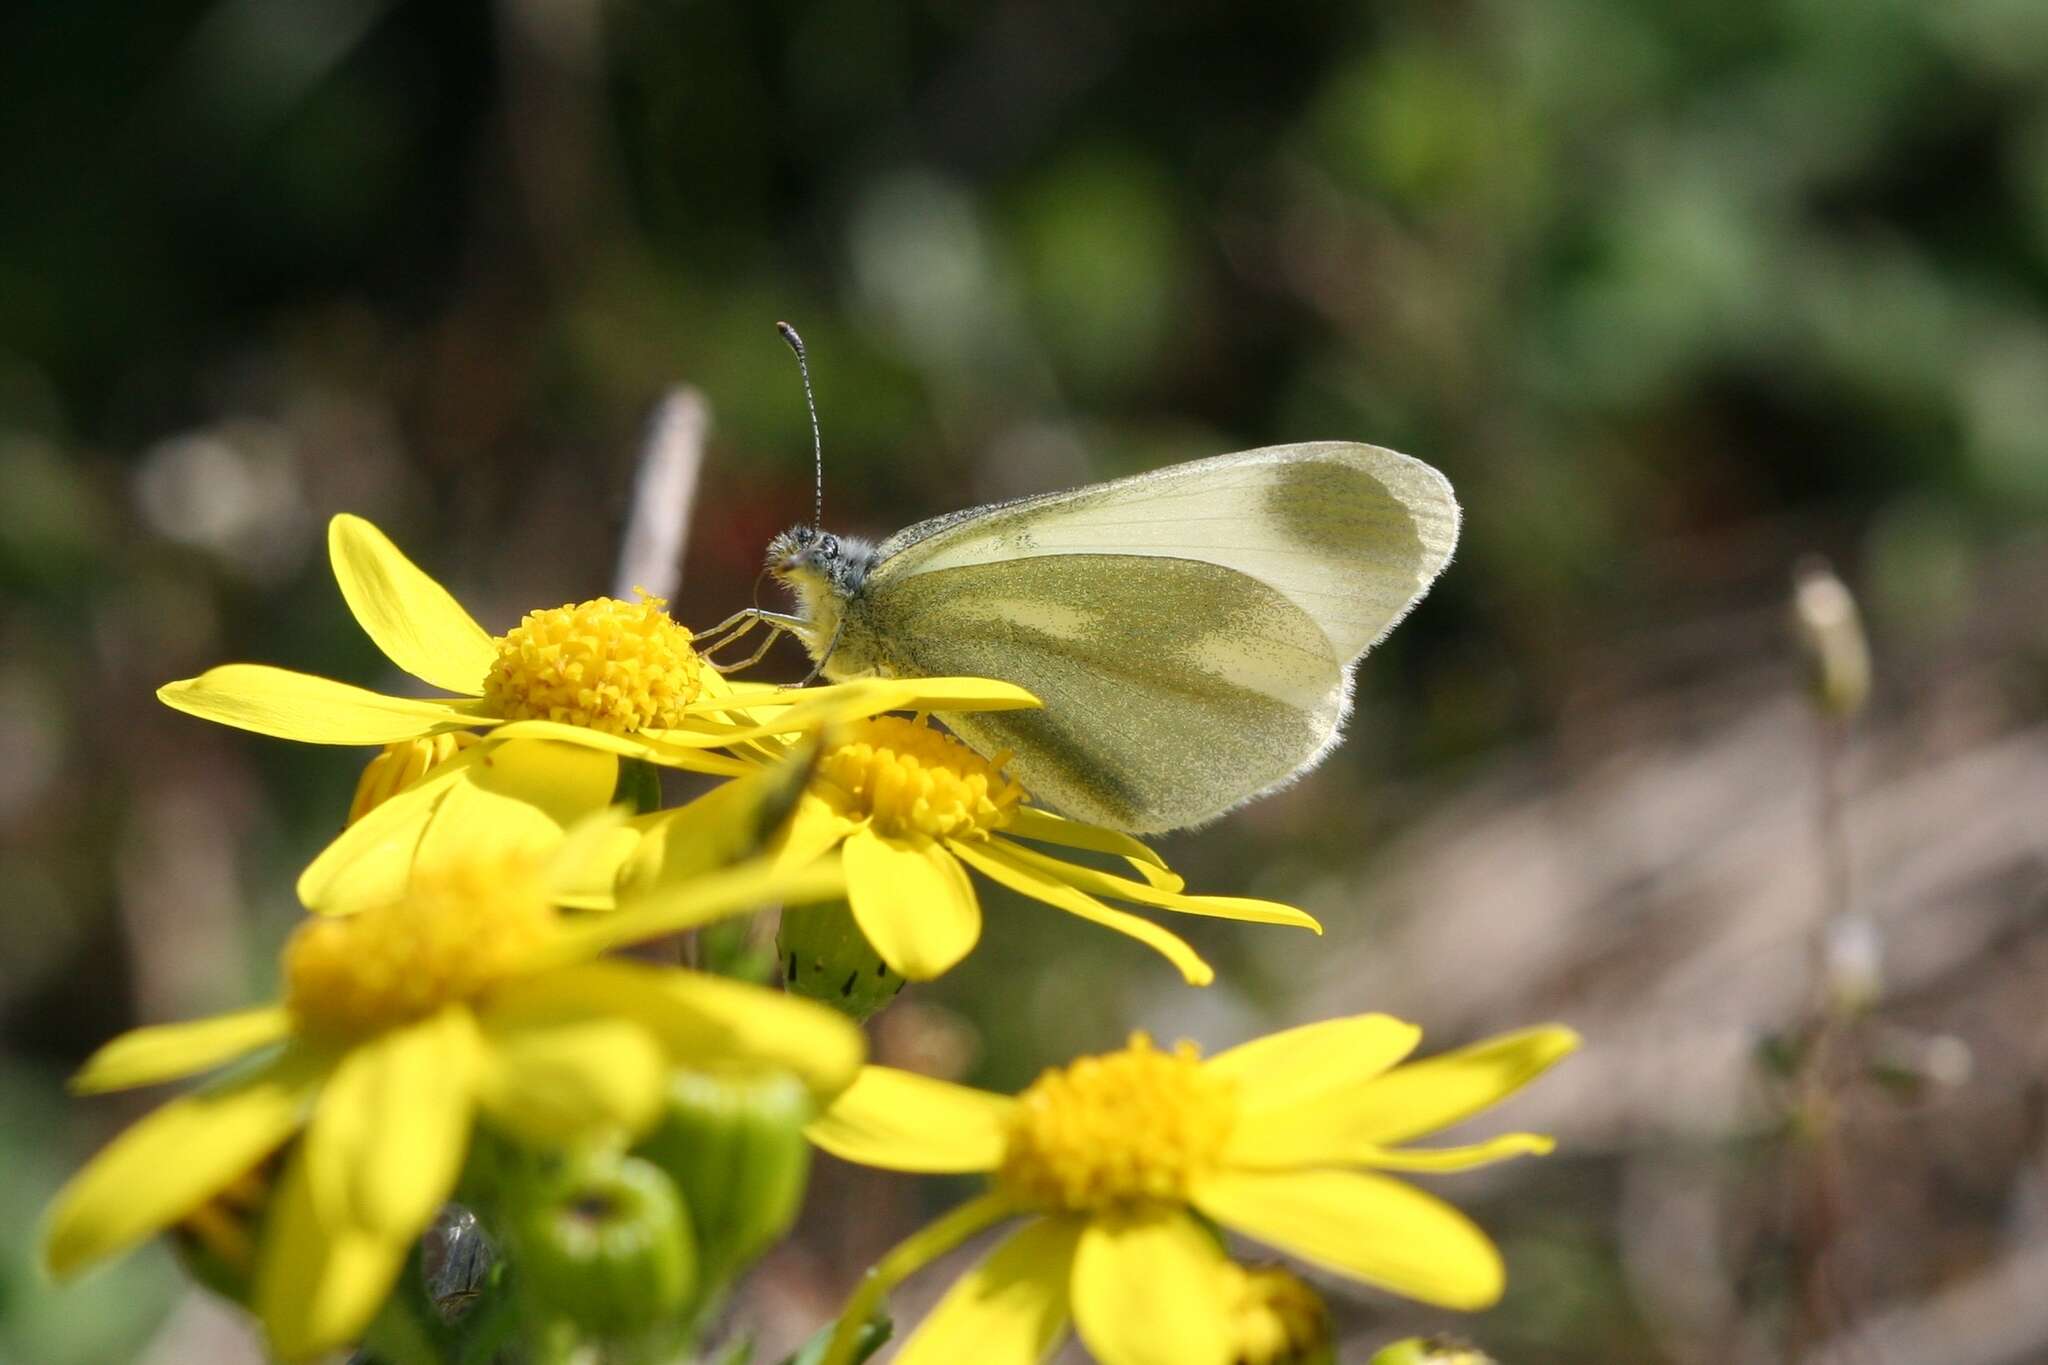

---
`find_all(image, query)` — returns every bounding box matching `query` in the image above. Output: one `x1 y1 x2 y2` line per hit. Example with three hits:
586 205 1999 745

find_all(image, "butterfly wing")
838 443 1459 832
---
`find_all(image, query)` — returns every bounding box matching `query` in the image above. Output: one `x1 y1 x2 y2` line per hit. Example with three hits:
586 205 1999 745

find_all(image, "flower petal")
1208 1014 1421 1113
485 719 753 774
1296 1025 1582 1149
303 1009 479 1236
477 1013 667 1147
843 827 982 980
896 1217 1081 1365
989 839 1319 932
673 675 1042 719
255 1143 410 1360
484 959 865 1102
158 665 489 744
1353 1134 1556 1172
42 1048 326 1278
328 513 497 695
548 856 849 962
947 840 1214 986
619 745 818 893
71 1007 293 1094
414 740 619 866
805 1065 1016 1173
1070 1212 1232 1365
1002 807 1180 890
1193 1168 1504 1310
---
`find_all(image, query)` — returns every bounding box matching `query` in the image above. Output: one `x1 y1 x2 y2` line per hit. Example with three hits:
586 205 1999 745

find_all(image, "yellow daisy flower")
757 715 1321 984
157 513 1038 773
40 849 856 1360
807 1016 1579 1365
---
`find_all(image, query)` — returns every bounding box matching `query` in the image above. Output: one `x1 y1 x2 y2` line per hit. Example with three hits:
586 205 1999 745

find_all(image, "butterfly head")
766 525 880 602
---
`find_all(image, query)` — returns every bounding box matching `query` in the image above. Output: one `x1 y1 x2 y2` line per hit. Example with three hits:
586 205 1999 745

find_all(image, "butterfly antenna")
776 321 824 531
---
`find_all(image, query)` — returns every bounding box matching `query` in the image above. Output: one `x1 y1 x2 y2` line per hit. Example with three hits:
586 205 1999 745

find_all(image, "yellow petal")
1353 1134 1556 1172
1207 1015 1422 1151
477 1013 667 1147
620 745 818 893
546 807 652 909
1193 1169 1504 1310
484 959 865 1102
158 665 489 745
1070 1212 1232 1365
71 1007 292 1094
255 1143 409 1360
672 675 1042 719
1300 1025 1581 1149
843 827 982 980
42 1049 325 1278
947 840 1214 986
1002 807 1180 890
327 513 497 695
805 1065 1016 1173
551 855 849 962
485 718 753 774
895 1217 1080 1365
771 793 858 874
303 1009 478 1236
989 839 1319 932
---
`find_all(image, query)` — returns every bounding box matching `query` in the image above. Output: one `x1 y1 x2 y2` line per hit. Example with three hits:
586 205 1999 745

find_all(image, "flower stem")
818 1191 1017 1365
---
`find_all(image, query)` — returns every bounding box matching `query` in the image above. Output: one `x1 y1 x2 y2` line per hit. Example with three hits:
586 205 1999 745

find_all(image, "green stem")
818 1192 1017 1365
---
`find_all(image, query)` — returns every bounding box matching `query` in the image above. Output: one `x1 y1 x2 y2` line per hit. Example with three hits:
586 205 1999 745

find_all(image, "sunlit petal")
158 665 490 744
990 839 1318 932
1353 1134 1556 1172
843 827 982 980
328 513 497 695
806 1066 1016 1173
1002 807 1180 890
478 1013 667 1147
948 840 1214 986
484 959 864 1102
895 1218 1081 1365
42 1049 325 1278
547 857 848 962
486 718 752 774
1208 1014 1421 1150
1193 1168 1504 1310
1286 1025 1581 1149
302 1009 478 1236
255 1143 409 1360
70 1007 293 1094
1070 1212 1232 1365
671 675 1041 719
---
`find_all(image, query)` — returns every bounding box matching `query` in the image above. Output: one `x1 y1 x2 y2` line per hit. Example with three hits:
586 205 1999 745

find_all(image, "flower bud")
347 732 478 824
634 1069 813 1288
1224 1262 1333 1365
1369 1339 1497 1365
777 899 905 1020
1790 557 1871 720
509 1151 696 1338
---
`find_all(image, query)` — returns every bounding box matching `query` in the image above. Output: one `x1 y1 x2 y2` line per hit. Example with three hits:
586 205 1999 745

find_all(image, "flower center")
482 595 705 734
347 732 479 825
997 1033 1236 1214
284 855 557 1037
816 716 1022 840
1223 1264 1332 1365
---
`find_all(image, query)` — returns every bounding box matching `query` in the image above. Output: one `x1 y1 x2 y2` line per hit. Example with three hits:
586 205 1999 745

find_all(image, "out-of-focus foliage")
4 1 2047 1361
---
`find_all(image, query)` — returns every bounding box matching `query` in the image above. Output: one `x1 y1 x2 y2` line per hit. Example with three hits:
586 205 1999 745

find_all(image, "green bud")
777 899 905 1020
1368 1338 1497 1365
635 1069 813 1288
509 1152 696 1339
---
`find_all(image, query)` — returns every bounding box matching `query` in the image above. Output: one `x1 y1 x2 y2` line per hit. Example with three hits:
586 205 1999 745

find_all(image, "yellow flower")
41 849 856 1360
806 1016 1579 1365
157 513 1038 773
754 715 1319 984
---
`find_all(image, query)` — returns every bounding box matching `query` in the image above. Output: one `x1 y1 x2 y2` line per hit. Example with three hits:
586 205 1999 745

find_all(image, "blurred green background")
5 1 2048 1361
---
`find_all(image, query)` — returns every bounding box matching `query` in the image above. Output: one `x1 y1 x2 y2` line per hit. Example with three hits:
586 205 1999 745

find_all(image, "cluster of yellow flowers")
43 514 1576 1365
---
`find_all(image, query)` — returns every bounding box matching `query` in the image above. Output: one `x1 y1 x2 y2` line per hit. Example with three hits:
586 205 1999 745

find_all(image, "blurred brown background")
4 2 2048 1361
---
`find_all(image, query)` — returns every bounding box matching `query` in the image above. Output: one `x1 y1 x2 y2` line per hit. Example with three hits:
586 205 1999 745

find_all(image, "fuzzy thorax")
765 525 881 666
